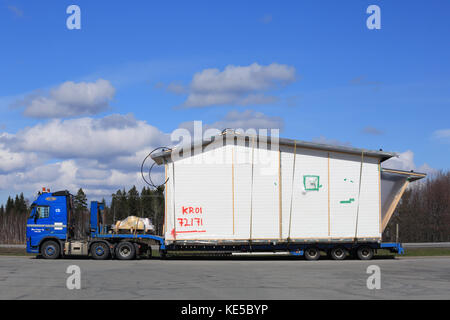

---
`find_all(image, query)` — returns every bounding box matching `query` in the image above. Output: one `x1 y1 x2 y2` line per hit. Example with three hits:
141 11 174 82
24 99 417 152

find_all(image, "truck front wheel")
91 242 110 260
41 240 61 259
115 242 136 260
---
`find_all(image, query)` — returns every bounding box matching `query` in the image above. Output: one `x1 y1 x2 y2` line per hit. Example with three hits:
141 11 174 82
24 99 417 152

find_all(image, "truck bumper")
380 242 405 254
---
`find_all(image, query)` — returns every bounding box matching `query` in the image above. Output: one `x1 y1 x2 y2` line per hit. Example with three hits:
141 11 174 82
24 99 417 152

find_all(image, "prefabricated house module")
151 131 425 258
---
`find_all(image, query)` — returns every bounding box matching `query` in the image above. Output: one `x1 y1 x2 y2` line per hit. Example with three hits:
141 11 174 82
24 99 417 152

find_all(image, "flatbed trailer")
26 190 403 260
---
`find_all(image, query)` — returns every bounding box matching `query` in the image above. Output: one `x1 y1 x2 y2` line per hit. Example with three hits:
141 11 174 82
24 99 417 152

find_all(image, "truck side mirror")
33 208 38 223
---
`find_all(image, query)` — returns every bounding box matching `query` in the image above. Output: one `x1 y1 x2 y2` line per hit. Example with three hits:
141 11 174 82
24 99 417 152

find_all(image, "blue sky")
0 0 449 203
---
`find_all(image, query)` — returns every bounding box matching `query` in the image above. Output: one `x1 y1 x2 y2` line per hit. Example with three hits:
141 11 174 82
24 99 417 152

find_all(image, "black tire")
304 247 320 261
330 247 348 261
91 242 110 260
357 246 374 260
41 240 60 259
115 241 136 260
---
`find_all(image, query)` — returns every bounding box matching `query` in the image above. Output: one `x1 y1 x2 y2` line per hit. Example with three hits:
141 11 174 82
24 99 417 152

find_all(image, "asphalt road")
0 255 449 300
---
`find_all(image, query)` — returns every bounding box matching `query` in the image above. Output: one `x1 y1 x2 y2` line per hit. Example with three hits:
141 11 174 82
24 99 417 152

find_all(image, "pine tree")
14 195 20 213
72 188 88 239
141 186 154 224
154 185 165 234
101 197 110 224
119 188 129 219
74 188 88 212
112 189 129 220
5 196 14 214
110 190 120 222
18 193 28 214
127 185 140 216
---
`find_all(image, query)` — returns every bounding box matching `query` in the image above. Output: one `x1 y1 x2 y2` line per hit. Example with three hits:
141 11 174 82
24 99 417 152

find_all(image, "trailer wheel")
91 242 110 260
304 247 320 261
41 240 60 259
356 246 374 260
115 242 136 260
330 247 348 260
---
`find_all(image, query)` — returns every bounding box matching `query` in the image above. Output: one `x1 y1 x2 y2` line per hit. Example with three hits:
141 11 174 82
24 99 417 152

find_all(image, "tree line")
109 186 165 234
0 193 29 244
384 171 450 243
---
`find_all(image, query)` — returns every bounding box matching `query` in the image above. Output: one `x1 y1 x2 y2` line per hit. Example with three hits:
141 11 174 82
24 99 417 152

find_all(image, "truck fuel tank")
65 241 88 255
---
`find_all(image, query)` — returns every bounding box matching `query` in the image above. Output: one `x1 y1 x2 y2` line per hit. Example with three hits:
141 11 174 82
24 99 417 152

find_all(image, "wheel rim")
95 246 105 256
46 246 55 256
119 245 131 257
335 249 344 258
307 248 318 258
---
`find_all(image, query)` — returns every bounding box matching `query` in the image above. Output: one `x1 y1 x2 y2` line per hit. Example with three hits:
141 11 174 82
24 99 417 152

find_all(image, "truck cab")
26 190 73 257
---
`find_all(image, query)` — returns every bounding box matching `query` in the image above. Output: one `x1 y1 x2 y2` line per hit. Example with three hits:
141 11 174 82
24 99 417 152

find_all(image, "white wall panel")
233 143 252 239
329 153 380 238
165 139 233 240
250 146 279 239
281 146 329 239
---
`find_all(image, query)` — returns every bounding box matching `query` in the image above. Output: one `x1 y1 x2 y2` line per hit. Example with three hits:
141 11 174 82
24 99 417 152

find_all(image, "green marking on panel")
340 198 355 204
344 178 354 183
303 175 322 191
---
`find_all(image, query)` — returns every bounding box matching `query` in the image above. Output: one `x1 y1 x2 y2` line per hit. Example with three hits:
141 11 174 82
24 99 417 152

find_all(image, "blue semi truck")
26 189 405 260
26 190 165 260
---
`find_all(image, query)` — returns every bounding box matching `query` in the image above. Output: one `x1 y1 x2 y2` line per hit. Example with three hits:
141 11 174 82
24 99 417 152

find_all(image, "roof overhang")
381 168 427 182
151 132 397 165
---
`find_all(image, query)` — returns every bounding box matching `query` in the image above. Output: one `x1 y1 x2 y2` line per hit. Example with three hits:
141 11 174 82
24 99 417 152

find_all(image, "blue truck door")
27 198 67 248
27 205 51 248
26 207 38 251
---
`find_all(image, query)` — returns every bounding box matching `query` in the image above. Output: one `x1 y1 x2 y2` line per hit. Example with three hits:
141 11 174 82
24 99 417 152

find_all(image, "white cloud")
433 129 450 142
0 138 41 174
208 110 283 131
181 63 296 108
362 126 383 135
0 113 172 200
382 150 437 175
166 82 187 95
16 79 115 118
4 114 169 160
7 5 23 17
178 110 284 135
